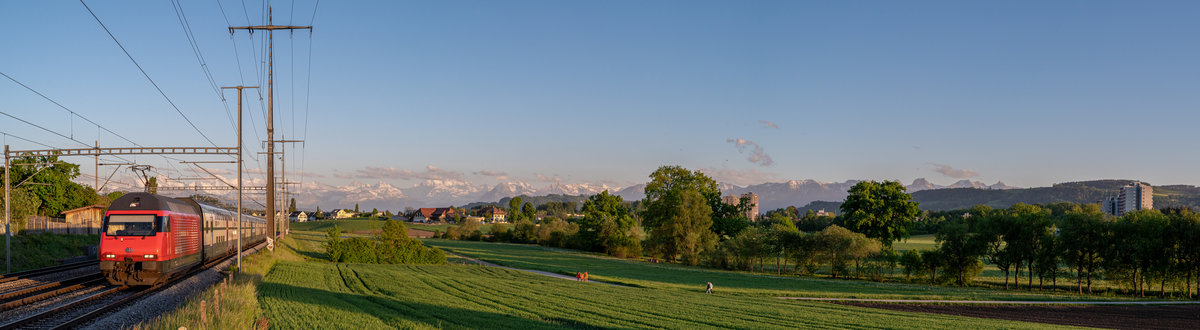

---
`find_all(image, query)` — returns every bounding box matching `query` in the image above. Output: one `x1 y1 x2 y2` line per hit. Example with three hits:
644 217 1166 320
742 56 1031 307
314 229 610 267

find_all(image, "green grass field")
258 261 1075 329
293 219 389 233
423 239 1132 302
892 234 937 251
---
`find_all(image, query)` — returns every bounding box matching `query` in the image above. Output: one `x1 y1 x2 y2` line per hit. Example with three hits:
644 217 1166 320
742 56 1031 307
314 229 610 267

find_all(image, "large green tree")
840 180 919 248
641 166 719 265
508 196 524 222
576 190 641 256
3 155 96 218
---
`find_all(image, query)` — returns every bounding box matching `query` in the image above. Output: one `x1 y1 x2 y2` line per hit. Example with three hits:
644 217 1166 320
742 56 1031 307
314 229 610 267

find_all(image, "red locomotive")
99 192 267 285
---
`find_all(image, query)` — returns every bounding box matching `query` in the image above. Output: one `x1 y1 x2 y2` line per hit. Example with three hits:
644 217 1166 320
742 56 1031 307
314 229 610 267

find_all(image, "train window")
104 215 158 236
161 216 171 232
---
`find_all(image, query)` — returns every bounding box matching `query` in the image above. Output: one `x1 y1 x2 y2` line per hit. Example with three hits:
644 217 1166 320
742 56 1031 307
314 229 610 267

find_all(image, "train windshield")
104 215 159 236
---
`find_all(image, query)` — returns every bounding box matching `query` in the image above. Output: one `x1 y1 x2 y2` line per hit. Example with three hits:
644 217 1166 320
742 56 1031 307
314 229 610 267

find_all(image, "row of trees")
928 203 1200 297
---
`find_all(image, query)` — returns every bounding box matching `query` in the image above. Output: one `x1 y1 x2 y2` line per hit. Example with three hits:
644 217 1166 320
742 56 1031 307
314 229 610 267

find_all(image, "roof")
62 204 106 215
417 207 456 218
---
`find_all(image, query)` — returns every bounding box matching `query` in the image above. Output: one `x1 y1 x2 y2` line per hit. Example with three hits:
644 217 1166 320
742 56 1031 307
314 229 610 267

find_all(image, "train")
99 192 267 286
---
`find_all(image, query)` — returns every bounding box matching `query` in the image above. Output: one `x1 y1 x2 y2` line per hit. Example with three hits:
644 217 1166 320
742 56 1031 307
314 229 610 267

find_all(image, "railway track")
0 261 99 285
0 247 252 330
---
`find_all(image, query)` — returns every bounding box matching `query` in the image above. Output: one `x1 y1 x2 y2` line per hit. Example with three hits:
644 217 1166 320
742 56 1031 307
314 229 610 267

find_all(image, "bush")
325 220 444 265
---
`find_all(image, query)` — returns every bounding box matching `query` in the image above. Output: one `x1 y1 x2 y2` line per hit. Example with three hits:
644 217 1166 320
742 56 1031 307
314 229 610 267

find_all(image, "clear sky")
2 0 1198 191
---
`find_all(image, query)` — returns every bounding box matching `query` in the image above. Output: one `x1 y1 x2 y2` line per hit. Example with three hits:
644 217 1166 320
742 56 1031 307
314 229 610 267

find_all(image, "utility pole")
222 85 257 270
5 144 10 274
274 138 302 237
230 8 311 240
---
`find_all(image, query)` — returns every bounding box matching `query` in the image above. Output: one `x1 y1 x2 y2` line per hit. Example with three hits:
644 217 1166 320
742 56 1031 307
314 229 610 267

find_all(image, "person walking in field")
706 282 713 294
584 271 589 282
576 271 581 281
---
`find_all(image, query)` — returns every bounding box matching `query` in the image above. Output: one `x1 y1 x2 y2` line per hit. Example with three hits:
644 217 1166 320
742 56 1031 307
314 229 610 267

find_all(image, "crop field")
293 220 389 234
422 239 1132 302
258 261 1073 329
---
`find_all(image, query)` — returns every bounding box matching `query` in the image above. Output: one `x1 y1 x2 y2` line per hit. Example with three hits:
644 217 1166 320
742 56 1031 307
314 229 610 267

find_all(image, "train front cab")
99 209 201 286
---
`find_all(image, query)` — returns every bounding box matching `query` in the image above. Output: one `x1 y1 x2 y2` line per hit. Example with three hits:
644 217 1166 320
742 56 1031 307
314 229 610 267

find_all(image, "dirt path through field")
777 297 1200 305
448 253 630 287
832 302 1200 329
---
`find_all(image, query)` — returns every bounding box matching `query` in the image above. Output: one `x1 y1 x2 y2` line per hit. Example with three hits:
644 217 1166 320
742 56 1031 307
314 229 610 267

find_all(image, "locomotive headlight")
144 254 157 259
104 254 116 259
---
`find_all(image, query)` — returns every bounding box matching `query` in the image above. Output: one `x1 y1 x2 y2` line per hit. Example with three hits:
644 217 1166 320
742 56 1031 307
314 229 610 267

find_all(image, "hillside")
912 180 1200 211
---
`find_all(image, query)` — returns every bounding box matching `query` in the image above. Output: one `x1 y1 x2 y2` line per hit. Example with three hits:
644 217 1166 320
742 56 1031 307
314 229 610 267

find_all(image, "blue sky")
1 1 1198 190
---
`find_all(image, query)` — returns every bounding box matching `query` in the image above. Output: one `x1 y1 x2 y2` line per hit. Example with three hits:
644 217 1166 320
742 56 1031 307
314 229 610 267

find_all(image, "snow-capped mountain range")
134 176 1018 213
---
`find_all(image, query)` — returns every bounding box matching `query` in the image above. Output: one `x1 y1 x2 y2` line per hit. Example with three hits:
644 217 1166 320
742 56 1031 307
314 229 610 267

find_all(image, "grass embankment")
130 236 311 330
423 239 1128 302
0 233 98 273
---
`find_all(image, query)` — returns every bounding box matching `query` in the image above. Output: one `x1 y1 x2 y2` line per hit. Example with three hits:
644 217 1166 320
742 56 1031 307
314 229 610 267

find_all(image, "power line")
0 111 91 148
79 0 220 148
170 0 238 134
0 131 57 149
0 71 143 148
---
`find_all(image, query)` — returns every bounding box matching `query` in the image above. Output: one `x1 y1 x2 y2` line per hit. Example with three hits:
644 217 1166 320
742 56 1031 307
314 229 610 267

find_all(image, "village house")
481 206 506 223
413 207 457 223
331 209 357 219
289 211 309 222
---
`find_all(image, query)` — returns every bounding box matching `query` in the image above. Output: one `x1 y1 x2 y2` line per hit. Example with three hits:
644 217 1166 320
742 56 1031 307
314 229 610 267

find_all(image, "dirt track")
838 302 1200 329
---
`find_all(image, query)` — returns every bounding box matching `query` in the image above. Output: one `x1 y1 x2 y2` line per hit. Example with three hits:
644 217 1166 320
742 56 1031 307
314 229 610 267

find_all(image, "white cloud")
758 120 779 129
726 138 774 167
473 169 509 181
698 167 779 186
929 163 980 179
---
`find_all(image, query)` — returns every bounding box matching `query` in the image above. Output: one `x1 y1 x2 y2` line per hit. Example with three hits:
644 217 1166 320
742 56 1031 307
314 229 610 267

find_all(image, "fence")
3 216 101 235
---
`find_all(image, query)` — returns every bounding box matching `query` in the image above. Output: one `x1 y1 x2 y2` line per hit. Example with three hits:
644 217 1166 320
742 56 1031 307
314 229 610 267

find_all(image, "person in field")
706 281 713 294
576 271 581 281
584 271 589 282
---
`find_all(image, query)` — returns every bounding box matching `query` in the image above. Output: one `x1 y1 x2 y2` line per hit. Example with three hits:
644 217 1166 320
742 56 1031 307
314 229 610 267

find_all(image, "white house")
331 209 357 219
289 211 309 222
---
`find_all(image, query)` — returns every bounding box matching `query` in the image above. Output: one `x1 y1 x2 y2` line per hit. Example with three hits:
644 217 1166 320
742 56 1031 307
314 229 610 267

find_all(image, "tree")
3 155 97 217
641 166 718 265
508 196 524 222
289 198 298 213
840 181 919 248
576 191 640 256
355 203 360 213
900 249 923 280
522 202 536 222
0 188 40 231
936 222 987 286
146 177 157 194
1057 204 1108 294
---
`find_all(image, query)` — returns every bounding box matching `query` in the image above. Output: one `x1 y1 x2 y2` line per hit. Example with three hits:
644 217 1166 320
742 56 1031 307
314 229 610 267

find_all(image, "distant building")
330 209 357 219
414 207 458 223
721 192 760 221
481 206 507 223
815 209 834 217
1102 181 1153 216
62 204 105 235
289 211 309 222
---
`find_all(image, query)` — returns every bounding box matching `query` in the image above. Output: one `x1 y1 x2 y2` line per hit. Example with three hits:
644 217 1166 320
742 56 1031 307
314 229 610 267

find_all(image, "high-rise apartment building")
1101 181 1153 216
721 192 760 221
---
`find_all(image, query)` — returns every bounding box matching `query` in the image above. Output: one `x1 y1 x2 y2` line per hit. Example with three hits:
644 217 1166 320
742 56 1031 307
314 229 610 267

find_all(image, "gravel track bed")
0 266 100 293
79 243 265 330
0 284 112 322
20 288 133 329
